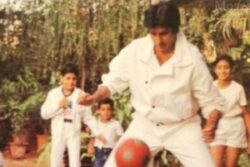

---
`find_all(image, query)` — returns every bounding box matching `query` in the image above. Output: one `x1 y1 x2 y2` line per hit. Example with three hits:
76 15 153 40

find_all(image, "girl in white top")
210 55 250 167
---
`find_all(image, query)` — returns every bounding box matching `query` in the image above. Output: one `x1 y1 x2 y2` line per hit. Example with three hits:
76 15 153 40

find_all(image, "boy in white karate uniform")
41 64 94 167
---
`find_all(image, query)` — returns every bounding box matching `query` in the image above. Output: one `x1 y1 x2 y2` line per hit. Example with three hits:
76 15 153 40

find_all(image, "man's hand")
203 109 222 143
78 93 96 105
203 124 216 143
78 86 111 105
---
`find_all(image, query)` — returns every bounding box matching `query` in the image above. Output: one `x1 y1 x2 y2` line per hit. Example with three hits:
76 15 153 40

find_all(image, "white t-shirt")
214 80 247 117
63 90 75 120
62 87 88 121
91 119 123 149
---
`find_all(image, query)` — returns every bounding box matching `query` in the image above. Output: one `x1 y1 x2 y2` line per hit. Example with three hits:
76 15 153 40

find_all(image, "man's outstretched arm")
78 86 111 105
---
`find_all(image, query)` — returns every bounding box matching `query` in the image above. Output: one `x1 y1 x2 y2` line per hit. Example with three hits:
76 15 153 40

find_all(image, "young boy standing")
41 64 94 167
88 98 123 167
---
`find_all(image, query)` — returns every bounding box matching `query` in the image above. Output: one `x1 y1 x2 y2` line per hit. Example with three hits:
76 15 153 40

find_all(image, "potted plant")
36 128 50 153
0 66 45 159
4 91 44 159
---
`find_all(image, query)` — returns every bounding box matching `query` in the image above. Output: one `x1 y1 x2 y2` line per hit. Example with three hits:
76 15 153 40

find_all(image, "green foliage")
0 66 39 95
6 92 45 134
239 152 250 167
36 141 51 166
112 89 133 129
0 66 45 135
0 0 150 91
80 132 92 159
182 7 250 95
215 9 250 39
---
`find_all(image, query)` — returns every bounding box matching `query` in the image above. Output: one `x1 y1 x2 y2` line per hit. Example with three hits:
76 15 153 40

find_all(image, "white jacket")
41 86 94 137
101 32 226 124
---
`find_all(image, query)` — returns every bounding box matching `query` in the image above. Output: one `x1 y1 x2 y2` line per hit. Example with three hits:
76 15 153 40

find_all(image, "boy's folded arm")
41 106 64 120
40 92 64 119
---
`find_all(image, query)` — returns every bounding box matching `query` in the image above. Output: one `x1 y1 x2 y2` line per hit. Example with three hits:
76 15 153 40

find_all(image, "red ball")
115 138 151 167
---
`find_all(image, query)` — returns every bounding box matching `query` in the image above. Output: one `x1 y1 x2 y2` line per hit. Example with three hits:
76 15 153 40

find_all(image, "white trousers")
104 114 216 167
51 123 81 167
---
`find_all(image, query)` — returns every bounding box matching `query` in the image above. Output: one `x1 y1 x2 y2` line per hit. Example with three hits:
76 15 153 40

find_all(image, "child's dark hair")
214 54 234 68
97 98 114 110
144 1 180 34
60 63 79 76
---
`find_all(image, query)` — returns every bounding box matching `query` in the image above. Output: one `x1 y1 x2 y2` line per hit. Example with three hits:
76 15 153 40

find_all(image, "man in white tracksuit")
79 2 226 167
41 64 94 167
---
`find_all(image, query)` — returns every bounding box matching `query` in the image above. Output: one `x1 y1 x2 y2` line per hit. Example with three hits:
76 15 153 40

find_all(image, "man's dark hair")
60 63 79 77
97 98 114 110
214 54 234 68
144 1 180 33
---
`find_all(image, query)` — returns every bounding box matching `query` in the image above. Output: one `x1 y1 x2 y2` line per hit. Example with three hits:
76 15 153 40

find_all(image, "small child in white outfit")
210 55 250 167
87 98 123 167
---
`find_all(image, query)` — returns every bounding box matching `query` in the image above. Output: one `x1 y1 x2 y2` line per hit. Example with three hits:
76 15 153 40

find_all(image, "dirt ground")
3 152 47 167
5 157 45 167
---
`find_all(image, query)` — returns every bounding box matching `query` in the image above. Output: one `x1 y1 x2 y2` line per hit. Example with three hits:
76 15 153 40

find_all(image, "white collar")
139 31 193 68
